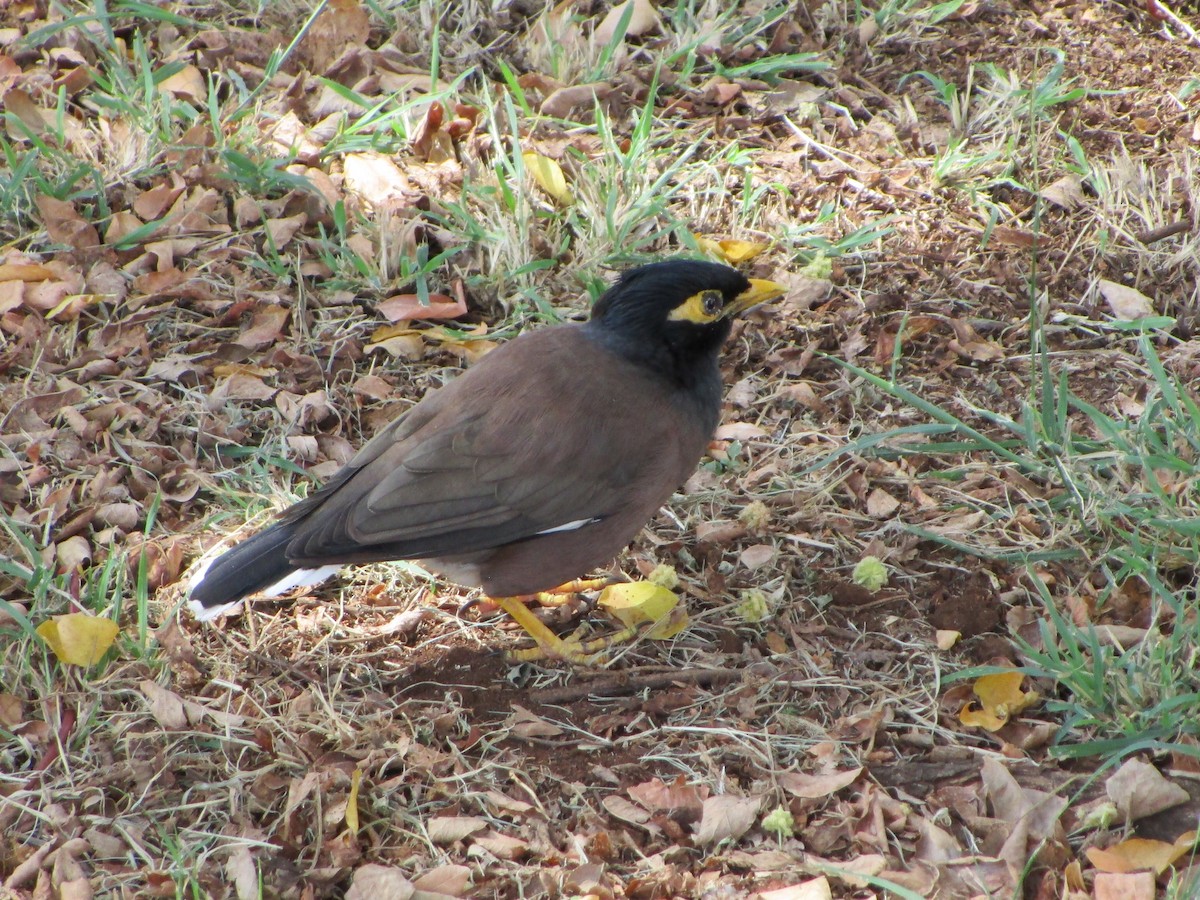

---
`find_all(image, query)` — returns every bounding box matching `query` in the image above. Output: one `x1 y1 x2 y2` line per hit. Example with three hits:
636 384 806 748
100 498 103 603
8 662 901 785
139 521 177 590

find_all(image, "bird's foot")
531 577 612 608
489 595 610 666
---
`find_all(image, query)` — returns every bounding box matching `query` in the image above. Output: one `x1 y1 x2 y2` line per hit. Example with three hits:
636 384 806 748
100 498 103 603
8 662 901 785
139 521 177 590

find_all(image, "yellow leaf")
959 671 1040 731
597 581 688 640
522 151 573 204
346 768 362 833
1086 835 1193 875
36 613 119 666
693 234 769 263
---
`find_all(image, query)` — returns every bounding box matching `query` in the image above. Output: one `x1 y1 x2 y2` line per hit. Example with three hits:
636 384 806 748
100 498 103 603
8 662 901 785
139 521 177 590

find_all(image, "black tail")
190 521 299 611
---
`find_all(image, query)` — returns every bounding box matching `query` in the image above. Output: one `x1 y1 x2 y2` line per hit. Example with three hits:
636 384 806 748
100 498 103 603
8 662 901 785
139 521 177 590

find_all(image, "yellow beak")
726 279 787 317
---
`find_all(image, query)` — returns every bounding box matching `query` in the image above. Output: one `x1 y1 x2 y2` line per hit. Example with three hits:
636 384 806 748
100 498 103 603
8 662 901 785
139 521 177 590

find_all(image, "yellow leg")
532 577 612 608
490 596 608 665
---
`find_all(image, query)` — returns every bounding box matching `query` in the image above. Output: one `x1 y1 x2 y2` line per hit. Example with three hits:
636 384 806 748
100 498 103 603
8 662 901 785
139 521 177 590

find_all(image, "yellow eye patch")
668 290 725 324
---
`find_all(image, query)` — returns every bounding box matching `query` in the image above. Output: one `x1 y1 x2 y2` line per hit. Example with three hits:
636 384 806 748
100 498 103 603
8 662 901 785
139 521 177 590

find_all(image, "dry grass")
3 0 1200 896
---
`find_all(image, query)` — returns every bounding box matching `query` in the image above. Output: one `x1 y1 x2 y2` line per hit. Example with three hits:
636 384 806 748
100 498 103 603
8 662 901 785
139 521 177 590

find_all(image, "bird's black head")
586 259 785 386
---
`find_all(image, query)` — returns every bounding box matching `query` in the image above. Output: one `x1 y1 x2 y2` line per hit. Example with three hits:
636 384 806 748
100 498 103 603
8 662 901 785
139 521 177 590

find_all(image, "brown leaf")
756 877 833 900
0 693 23 728
427 816 487 845
865 488 899 518
714 422 768 440
693 794 760 846
541 82 614 119
1041 174 1086 209
595 0 661 45
505 704 565 739
133 180 185 220
1106 758 1189 821
472 831 528 860
778 767 863 799
265 212 307 249
0 262 55 283
222 845 257 900
738 544 775 570
4 88 54 137
602 794 653 828
344 864 415 900
35 194 100 250
412 101 453 162
214 373 277 402
343 152 413 204
300 0 371 74
140 680 188 729
411 864 471 897
158 65 206 103
236 306 291 349
1091 871 1156 900
377 293 467 323
55 535 92 571
628 776 706 815
1099 279 1155 320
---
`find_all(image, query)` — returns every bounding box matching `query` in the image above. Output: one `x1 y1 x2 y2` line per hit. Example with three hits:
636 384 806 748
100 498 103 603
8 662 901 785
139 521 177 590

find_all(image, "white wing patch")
535 517 601 536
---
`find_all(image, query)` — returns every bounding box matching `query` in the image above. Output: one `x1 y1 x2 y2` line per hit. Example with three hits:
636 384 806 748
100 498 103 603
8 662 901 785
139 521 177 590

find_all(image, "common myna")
188 259 785 660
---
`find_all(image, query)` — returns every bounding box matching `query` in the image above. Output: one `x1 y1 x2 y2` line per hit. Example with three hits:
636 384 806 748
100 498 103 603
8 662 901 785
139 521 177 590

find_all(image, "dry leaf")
346 768 362 832
865 488 899 518
694 795 760 846
936 629 961 650
714 422 768 440
541 82 614 118
37 613 119 666
1086 833 1195 875
36 194 100 250
301 0 371 74
0 694 23 728
159 64 206 103
377 293 467 322
1105 758 1190 821
1041 174 1086 209
1098 279 1154 320
344 864 415 900
236 306 290 349
226 846 258 900
738 544 776 570
411 864 471 897
343 152 413 204
594 0 661 45
265 212 307 248
472 831 528 860
694 235 769 263
1091 871 1157 900
627 776 706 814
140 680 188 729
597 581 688 639
778 767 862 799
522 151 573 204
602 794 653 827
757 877 833 900
959 671 1040 731
505 704 565 739
427 817 487 845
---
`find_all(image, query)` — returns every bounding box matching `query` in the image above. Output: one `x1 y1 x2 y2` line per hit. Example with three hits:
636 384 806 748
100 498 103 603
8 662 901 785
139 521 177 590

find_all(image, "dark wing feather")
282 328 697 567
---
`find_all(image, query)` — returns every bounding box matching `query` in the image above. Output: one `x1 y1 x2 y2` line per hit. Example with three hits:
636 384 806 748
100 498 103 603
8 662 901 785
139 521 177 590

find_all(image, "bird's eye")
703 292 724 316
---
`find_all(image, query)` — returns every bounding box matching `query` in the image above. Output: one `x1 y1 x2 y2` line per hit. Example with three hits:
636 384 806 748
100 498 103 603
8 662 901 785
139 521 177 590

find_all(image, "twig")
1136 221 1192 245
1147 0 1200 48
529 667 741 704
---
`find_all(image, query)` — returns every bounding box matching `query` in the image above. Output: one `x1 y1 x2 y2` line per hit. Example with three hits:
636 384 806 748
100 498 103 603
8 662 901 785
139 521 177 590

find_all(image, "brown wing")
282 327 711 567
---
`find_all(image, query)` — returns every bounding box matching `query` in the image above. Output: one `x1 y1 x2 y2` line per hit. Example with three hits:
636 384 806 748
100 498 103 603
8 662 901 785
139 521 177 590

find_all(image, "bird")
187 258 785 661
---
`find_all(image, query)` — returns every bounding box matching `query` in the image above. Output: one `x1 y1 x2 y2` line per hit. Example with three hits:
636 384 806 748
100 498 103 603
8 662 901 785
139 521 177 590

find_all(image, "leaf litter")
2 0 1200 897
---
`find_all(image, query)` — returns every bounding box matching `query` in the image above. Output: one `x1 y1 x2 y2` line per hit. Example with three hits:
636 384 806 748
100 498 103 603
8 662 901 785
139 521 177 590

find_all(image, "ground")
1 0 1199 898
